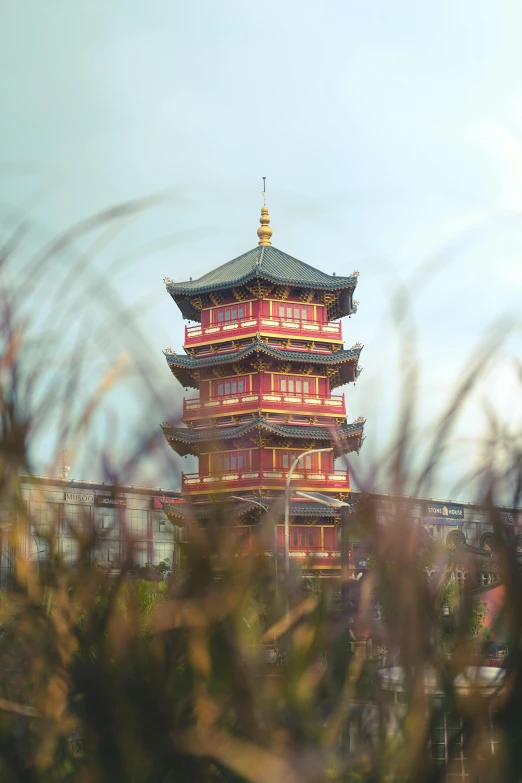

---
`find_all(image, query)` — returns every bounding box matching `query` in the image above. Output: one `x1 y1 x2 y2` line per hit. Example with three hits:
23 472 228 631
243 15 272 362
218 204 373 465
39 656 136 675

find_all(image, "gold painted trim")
183 483 348 496
184 331 343 349
182 408 344 421
269 370 327 378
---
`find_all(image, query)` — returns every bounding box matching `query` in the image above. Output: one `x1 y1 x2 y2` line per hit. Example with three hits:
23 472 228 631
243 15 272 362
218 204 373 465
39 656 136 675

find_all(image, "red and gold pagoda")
162 203 365 572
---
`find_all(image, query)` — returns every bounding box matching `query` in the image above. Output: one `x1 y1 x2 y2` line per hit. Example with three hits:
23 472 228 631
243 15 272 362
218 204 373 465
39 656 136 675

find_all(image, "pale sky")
2 1 522 498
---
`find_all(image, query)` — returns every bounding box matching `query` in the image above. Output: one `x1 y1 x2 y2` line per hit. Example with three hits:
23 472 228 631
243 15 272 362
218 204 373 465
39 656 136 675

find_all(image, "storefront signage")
424 502 464 525
65 492 94 504
95 497 126 508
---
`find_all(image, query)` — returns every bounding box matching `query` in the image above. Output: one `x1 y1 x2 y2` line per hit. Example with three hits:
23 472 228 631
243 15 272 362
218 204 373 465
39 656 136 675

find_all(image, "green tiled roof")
164 499 355 520
164 499 269 520
166 245 357 297
162 416 365 456
285 500 356 517
165 340 363 390
165 341 362 369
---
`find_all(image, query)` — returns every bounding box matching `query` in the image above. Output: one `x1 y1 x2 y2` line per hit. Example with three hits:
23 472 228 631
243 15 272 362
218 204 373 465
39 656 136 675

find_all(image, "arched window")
480 532 496 552
446 530 465 548
478 566 500 587
455 568 467 587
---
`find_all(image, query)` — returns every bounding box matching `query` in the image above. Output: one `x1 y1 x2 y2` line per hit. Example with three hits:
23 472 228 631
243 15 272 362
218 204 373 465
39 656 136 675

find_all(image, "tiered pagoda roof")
165 245 359 321
163 498 357 521
162 416 365 457
164 340 362 389
161 198 365 536
159 198 367 576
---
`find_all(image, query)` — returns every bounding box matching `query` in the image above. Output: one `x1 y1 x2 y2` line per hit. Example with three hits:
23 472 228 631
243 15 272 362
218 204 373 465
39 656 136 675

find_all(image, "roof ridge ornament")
257 205 272 246
257 177 272 246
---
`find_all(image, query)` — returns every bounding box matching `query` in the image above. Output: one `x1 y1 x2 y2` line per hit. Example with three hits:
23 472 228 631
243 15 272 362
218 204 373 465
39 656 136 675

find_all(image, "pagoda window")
292 530 305 548
212 451 247 473
213 304 249 324
291 528 314 548
279 451 316 471
213 377 248 397
275 376 311 395
278 304 313 322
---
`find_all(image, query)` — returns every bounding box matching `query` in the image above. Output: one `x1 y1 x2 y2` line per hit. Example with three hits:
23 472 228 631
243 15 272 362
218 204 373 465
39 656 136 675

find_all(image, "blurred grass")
0 202 521 781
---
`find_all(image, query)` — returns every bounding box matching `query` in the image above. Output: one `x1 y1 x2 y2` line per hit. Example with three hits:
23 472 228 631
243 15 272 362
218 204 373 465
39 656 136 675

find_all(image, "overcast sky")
2 1 522 498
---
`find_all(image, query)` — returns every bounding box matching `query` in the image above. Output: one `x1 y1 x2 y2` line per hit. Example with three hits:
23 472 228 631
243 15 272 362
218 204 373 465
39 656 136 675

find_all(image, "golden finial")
257 177 272 246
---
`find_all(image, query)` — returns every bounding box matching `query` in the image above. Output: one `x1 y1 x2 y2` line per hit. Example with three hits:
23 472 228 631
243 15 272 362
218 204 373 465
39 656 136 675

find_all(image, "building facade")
0 476 182 587
161 204 365 572
0 475 519 589
367 493 522 587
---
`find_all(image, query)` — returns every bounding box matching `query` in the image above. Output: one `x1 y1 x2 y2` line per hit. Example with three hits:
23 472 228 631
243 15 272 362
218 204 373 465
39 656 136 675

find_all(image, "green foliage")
470 600 489 638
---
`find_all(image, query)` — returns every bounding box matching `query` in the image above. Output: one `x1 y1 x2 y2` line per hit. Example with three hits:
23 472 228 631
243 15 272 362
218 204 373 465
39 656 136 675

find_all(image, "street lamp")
284 448 333 577
29 540 46 571
28 550 45 561
294 490 351 509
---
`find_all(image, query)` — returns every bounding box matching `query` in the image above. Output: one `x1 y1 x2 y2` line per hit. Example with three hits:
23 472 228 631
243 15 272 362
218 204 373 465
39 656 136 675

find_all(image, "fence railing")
184 315 342 345
181 469 350 491
183 391 346 417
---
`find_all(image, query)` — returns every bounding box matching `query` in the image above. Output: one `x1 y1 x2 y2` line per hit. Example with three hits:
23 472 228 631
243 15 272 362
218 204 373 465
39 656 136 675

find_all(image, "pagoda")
161 202 365 573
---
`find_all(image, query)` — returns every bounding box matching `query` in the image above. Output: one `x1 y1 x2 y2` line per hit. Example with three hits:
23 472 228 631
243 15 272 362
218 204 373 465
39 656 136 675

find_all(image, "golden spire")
257 178 272 246
257 205 272 246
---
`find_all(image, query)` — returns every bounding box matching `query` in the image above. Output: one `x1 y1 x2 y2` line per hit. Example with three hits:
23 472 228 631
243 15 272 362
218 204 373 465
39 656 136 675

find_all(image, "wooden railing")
234 540 342 560
287 547 342 559
184 315 342 345
182 469 350 492
183 391 346 418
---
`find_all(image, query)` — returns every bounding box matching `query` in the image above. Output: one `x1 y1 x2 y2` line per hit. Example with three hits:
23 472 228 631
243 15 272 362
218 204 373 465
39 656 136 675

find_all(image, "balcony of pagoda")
184 315 343 348
181 469 350 495
238 541 342 564
225 526 367 569
183 391 346 420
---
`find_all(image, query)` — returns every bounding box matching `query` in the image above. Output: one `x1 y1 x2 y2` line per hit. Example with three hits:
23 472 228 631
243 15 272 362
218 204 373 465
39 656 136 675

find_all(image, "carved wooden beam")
273 285 291 301
299 289 314 303
209 291 225 306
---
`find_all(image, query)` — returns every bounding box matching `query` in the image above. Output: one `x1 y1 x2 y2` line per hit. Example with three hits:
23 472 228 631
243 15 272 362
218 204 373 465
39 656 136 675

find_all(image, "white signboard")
65 492 94 504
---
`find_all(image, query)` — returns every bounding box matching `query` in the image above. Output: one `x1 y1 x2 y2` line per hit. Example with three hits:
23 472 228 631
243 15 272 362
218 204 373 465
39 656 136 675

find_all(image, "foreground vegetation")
0 199 521 781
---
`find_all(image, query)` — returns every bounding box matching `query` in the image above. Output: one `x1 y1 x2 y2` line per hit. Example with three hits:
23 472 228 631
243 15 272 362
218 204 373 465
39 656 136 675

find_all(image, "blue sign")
424 502 464 525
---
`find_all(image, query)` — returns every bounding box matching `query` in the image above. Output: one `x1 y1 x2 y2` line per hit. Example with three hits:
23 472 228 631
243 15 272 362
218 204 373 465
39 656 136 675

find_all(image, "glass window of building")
154 542 173 564
32 501 59 536
62 537 79 563
96 507 117 534
127 508 148 538
63 503 92 537
96 540 120 563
